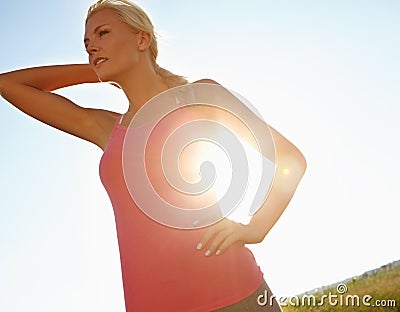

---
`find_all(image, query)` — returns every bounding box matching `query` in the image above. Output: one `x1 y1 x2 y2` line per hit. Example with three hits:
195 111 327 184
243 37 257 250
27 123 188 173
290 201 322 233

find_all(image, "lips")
93 56 108 67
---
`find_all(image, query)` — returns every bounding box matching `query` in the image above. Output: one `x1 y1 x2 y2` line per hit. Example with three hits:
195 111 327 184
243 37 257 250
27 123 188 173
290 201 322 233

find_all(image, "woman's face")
84 9 141 83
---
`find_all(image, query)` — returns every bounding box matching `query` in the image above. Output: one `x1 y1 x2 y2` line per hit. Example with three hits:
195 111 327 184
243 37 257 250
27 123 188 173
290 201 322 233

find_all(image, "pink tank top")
99 116 263 311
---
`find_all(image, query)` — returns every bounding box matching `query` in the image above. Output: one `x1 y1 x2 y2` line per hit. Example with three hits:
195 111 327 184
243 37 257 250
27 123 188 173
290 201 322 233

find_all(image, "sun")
177 139 232 199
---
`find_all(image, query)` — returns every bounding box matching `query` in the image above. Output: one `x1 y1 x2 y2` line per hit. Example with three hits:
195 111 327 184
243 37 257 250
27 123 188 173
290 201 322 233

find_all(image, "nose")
86 42 100 66
86 42 99 55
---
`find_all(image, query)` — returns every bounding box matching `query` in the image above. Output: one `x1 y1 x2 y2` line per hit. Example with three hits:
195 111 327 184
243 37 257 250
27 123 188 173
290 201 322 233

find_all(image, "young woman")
0 0 306 311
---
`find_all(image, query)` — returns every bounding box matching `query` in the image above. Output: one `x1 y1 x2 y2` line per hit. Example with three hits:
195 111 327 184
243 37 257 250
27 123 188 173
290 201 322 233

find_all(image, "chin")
96 67 125 86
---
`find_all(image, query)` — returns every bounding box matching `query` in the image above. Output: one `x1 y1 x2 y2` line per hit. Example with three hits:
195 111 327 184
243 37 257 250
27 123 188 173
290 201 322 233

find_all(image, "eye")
99 29 109 37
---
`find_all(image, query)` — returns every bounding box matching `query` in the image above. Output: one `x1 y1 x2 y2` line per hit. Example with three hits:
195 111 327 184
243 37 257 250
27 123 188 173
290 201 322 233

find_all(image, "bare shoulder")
191 78 220 85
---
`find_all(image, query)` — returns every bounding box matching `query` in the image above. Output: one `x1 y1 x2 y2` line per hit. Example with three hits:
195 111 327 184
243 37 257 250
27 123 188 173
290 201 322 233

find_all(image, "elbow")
0 72 15 96
0 69 47 93
276 147 307 181
292 150 307 182
0 74 15 99
296 150 307 178
273 152 306 197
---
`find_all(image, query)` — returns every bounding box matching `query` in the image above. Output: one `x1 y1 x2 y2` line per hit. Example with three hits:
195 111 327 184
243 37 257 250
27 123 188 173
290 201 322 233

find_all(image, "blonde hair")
86 0 188 87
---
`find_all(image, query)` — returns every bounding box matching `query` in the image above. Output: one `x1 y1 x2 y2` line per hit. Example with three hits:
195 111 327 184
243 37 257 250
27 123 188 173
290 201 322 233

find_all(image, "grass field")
281 261 400 312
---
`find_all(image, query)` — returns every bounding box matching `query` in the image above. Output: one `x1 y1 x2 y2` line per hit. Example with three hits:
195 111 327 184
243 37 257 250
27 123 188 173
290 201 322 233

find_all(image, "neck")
116 63 169 114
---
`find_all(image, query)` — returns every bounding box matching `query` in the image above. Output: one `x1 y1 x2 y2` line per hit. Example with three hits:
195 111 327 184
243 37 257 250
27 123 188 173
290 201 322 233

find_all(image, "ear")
137 31 152 51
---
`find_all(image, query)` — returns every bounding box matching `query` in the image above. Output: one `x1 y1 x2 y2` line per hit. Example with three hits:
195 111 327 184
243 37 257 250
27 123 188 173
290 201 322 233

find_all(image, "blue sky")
1 0 399 311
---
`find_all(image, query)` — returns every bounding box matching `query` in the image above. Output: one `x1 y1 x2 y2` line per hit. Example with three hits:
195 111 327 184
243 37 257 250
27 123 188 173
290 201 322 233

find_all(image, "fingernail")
196 243 203 250
216 250 221 256
193 220 199 226
205 250 211 256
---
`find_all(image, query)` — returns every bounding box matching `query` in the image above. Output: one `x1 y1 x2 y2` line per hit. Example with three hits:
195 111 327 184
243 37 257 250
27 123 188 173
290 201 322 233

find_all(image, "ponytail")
154 63 188 88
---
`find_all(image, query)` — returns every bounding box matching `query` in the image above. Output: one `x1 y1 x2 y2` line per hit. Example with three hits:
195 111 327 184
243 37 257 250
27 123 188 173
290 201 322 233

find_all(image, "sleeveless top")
99 115 263 311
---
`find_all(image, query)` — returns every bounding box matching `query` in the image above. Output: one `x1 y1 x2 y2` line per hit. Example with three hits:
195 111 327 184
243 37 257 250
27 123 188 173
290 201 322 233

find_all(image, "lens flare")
122 83 276 229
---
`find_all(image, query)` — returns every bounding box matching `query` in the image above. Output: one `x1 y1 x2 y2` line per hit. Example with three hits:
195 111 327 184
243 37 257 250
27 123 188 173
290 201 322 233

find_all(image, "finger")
211 222 246 256
196 224 222 251
204 230 229 257
217 235 240 255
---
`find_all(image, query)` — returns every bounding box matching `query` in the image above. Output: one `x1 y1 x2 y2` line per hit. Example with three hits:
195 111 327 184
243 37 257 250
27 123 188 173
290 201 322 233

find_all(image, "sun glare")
283 168 290 175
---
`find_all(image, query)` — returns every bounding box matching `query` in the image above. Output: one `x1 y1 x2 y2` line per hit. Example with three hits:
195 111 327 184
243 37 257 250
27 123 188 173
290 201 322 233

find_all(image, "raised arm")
0 64 117 149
